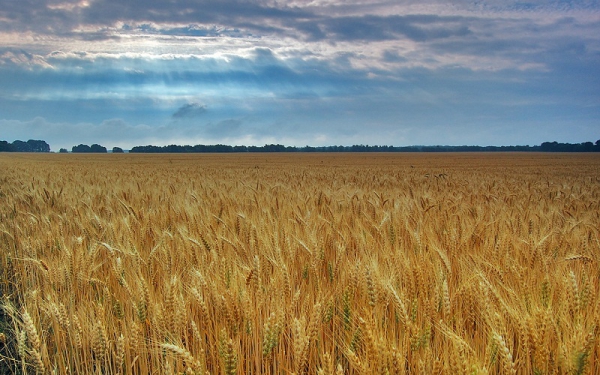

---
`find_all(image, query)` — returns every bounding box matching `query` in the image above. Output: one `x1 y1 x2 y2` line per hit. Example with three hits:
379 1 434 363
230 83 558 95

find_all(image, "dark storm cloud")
172 103 207 119
79 0 315 40
81 0 313 24
0 0 471 43
0 0 311 41
1 0 598 50
382 50 408 63
315 15 472 42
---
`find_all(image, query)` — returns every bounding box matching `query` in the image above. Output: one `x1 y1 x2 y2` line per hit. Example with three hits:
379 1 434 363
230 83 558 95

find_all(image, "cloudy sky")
1 0 599 150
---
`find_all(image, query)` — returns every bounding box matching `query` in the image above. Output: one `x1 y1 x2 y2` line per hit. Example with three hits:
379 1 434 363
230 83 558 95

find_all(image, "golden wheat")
0 152 599 374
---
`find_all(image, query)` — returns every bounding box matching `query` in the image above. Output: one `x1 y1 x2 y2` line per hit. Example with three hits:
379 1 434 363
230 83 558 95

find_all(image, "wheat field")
0 152 599 374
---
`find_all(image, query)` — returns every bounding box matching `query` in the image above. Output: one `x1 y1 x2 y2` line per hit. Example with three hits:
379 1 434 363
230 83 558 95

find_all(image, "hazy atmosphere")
1 0 599 150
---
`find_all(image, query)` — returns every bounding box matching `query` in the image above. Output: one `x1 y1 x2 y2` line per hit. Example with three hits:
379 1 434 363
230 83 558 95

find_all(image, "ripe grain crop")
0 152 599 374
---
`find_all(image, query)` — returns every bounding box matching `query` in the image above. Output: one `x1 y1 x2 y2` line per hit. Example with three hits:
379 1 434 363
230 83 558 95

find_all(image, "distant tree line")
130 144 294 153
2 139 600 153
129 144 539 153
129 141 600 153
540 141 600 152
71 144 108 153
57 145 123 153
0 139 50 152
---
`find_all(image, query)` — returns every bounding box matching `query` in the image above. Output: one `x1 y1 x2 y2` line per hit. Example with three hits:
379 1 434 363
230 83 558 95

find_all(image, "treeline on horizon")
0 139 50 152
129 141 600 153
1 139 600 153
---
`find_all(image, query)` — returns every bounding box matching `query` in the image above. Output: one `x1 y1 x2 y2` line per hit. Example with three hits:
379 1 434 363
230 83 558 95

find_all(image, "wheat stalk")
22 310 41 351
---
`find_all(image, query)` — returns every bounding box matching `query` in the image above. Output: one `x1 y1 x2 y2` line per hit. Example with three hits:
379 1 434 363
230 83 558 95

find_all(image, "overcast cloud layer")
1 0 599 150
